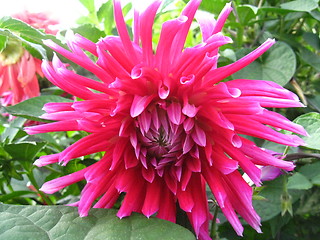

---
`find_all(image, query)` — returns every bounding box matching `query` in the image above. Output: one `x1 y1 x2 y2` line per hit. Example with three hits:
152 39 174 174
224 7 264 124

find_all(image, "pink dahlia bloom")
26 0 307 238
0 11 58 106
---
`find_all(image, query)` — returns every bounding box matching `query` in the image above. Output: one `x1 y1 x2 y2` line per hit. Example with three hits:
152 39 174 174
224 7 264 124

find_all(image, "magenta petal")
167 102 182 125
130 95 154 117
204 38 276 85
142 179 161 217
25 120 78 134
40 167 89 194
177 188 194 212
34 153 60 167
191 125 206 147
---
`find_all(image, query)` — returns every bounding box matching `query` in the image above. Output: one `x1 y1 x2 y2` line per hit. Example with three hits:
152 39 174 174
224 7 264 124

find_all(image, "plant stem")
26 170 53 205
43 165 63 175
210 204 220 240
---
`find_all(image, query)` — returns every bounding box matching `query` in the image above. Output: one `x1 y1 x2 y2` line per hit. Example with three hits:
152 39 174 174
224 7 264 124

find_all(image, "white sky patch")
0 0 159 31
0 0 106 28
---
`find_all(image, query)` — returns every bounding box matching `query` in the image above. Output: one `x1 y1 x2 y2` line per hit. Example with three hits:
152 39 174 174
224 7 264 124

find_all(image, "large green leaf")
232 42 296 86
280 0 319 12
4 96 73 122
294 112 320 150
0 205 195 240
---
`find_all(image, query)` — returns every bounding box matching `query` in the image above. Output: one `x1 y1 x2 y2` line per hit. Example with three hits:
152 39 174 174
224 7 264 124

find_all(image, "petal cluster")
26 0 306 239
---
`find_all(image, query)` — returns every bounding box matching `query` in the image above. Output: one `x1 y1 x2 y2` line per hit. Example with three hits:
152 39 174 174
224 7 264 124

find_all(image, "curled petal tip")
24 127 34 135
33 160 42 167
79 212 88 217
39 185 48 193
266 38 276 45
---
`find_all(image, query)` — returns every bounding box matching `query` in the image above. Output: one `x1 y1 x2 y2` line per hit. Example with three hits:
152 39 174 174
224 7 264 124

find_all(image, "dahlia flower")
0 11 58 106
25 0 307 239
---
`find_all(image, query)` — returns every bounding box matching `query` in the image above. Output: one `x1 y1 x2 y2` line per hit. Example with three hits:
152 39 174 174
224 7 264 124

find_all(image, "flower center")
135 105 184 163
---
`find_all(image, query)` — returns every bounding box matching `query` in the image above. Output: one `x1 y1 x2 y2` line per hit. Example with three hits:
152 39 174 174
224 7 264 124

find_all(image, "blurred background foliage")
0 0 320 239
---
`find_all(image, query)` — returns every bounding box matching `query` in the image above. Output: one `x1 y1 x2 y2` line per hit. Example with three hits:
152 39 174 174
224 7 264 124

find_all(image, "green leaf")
0 117 26 143
312 175 320 185
284 12 306 21
72 24 105 43
296 188 320 216
280 0 319 12
79 0 95 13
258 7 293 14
97 1 114 35
303 32 320 50
309 9 320 21
233 41 296 86
294 112 320 150
199 0 229 15
237 5 257 25
299 161 320 182
0 35 8 52
0 191 36 202
0 205 195 240
299 47 320 71
4 96 73 122
287 172 312 190
307 95 320 112
4 142 46 162
220 49 237 62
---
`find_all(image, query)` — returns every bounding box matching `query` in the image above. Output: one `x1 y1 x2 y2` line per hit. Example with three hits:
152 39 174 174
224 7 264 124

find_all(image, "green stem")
237 27 244 48
26 170 53 205
231 2 244 48
210 204 220 240
257 0 264 8
43 165 63 175
283 145 290 156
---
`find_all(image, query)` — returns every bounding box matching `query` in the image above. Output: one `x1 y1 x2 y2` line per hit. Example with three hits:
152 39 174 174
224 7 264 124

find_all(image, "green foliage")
294 112 320 150
0 204 195 240
280 0 319 12
233 42 296 86
4 96 73 122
